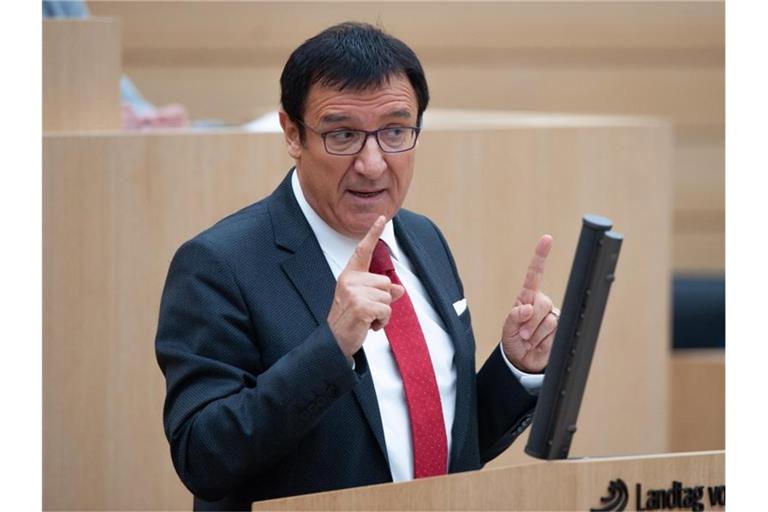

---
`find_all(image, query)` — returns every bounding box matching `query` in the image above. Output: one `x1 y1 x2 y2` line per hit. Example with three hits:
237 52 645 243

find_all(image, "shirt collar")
290 168 403 269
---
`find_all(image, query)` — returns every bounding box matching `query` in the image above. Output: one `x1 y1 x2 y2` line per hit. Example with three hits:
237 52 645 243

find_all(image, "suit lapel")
394 215 473 471
393 218 465 341
268 171 390 468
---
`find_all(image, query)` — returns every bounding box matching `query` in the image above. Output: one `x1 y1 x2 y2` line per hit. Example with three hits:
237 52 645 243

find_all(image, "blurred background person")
43 0 190 129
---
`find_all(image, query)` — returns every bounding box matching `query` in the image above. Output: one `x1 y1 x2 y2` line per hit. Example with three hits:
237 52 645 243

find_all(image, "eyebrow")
388 109 413 120
320 113 351 124
319 109 413 126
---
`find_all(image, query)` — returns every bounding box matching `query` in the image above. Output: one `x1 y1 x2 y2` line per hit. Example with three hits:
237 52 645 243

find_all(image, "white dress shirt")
290 169 542 481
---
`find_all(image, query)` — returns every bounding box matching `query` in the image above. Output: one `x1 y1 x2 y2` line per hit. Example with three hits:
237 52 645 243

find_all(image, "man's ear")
279 111 302 159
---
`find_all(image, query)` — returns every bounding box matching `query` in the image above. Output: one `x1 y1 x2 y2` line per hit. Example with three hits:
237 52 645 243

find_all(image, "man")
156 22 559 511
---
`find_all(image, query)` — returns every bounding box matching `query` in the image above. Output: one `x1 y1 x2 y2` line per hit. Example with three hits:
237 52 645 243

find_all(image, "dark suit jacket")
155 171 537 511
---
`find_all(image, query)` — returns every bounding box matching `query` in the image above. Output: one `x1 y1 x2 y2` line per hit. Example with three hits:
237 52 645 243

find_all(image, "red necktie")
369 240 448 478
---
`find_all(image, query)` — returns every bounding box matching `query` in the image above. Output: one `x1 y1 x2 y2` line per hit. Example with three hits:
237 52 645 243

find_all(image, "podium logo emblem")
591 478 628 511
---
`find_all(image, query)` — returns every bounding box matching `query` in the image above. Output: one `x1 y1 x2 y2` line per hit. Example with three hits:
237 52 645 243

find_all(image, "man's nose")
353 134 387 178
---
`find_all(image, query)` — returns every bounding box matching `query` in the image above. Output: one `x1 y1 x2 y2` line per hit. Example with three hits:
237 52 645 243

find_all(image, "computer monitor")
525 214 623 460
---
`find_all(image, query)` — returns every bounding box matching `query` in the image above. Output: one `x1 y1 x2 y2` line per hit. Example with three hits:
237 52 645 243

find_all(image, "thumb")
347 215 386 271
508 303 534 327
390 283 405 303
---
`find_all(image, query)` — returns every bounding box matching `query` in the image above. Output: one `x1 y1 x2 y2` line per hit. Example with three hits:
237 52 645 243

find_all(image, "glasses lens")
325 130 366 155
322 127 418 154
378 127 416 152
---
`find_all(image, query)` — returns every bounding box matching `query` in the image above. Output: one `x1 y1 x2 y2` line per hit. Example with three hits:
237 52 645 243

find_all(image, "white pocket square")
452 298 467 315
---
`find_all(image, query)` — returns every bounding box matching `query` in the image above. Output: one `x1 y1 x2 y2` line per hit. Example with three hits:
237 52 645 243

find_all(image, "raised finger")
347 215 387 272
521 234 553 295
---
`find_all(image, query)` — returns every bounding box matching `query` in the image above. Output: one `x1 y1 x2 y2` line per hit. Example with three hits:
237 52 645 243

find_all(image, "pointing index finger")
522 234 553 293
347 216 386 271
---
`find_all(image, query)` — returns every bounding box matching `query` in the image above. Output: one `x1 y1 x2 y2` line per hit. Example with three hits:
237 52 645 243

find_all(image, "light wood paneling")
87 1 724 128
253 451 725 511
121 65 724 129
43 19 121 132
89 1 724 51
669 351 725 453
43 114 671 509
673 231 725 274
415 112 674 467
671 133 724 273
88 0 724 273
43 131 290 510
674 140 725 216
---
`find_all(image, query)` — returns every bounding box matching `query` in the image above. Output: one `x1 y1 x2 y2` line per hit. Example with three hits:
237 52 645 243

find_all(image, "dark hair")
280 22 429 141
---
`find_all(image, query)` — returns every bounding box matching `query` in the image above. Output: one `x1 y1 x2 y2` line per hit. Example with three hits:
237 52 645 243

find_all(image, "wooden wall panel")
120 65 723 129
87 1 723 129
88 1 724 51
674 141 725 216
43 19 121 132
672 137 724 274
43 115 671 509
673 231 725 274
88 0 724 273
669 351 725 452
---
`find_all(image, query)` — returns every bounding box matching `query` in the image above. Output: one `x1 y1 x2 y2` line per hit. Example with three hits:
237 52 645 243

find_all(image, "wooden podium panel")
253 451 725 511
43 113 671 510
43 131 289 510
413 111 673 468
669 350 725 452
43 18 122 132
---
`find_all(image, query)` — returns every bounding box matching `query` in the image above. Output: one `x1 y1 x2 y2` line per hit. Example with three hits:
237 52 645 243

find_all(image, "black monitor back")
525 214 623 460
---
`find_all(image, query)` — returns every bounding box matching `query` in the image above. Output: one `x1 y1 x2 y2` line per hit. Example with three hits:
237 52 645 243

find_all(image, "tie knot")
369 239 395 275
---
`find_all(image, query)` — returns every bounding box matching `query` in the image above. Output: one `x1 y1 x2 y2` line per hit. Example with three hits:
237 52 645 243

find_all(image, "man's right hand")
327 215 405 359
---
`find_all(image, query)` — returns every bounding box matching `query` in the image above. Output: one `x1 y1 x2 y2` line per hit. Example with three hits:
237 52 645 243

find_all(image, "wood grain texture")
119 59 723 129
87 1 723 272
87 1 723 129
43 114 671 510
414 112 674 468
252 451 725 510
43 131 291 510
43 19 121 132
673 231 724 274
89 1 724 51
669 351 725 452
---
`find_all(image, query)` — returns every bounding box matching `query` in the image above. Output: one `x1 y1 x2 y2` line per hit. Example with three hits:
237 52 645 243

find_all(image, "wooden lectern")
252 451 724 511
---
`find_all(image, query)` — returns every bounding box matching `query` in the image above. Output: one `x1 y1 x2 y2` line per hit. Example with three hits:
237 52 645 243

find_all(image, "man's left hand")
501 235 559 373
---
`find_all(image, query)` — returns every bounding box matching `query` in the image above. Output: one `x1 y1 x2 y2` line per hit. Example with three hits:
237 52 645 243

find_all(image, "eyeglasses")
297 120 421 156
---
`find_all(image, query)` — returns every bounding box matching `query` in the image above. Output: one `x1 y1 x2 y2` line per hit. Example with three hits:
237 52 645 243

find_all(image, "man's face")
280 74 419 238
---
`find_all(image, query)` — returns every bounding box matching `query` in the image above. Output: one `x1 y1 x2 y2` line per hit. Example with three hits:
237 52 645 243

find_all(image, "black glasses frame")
296 119 421 156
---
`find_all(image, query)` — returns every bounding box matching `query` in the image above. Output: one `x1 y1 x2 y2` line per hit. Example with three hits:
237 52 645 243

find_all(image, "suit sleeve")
155 238 360 501
429 220 537 463
476 348 537 462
